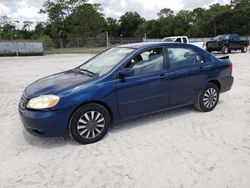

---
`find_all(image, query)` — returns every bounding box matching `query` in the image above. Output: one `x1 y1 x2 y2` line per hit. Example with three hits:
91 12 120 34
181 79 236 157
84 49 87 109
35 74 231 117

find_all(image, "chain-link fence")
4 35 248 55
43 37 143 50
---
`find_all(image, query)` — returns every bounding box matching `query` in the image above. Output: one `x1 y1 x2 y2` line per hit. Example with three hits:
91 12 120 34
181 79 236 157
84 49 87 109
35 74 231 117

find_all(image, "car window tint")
196 53 205 64
127 48 164 76
80 47 134 76
168 48 203 68
175 38 182 43
182 38 187 43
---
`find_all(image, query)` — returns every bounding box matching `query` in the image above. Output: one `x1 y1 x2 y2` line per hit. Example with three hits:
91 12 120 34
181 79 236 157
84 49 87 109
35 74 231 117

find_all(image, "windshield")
162 37 176 42
214 35 229 41
79 47 134 76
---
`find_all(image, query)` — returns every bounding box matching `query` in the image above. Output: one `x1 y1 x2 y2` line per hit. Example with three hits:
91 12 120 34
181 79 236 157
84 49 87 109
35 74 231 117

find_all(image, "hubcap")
203 88 218 108
77 111 105 139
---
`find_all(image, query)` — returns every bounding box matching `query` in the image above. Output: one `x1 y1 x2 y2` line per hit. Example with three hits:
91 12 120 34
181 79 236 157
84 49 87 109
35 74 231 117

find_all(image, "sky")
0 0 230 28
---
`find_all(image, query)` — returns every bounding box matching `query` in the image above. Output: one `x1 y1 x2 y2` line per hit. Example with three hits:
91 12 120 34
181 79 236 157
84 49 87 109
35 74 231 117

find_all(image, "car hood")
25 69 94 99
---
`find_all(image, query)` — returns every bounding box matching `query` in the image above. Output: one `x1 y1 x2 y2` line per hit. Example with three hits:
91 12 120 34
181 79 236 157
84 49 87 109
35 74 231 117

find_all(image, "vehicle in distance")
19 42 234 144
161 36 204 49
206 34 249 54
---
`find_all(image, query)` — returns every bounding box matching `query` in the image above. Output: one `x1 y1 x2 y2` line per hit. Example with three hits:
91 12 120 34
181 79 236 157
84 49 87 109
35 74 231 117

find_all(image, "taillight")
228 63 233 69
228 63 233 74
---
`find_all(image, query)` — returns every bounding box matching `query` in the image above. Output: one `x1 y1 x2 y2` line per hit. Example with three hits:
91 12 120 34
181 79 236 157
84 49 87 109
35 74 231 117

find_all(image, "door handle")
199 66 205 71
160 74 168 79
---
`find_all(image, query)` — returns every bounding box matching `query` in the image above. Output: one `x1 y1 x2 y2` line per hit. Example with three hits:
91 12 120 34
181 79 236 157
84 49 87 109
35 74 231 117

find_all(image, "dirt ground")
0 51 250 188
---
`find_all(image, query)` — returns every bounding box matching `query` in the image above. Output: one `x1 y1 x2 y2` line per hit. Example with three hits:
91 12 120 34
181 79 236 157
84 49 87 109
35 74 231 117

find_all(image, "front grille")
208 42 217 47
19 95 29 109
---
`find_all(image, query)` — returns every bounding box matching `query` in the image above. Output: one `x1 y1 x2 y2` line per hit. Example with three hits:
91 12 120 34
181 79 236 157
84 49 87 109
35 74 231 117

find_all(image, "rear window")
168 48 204 68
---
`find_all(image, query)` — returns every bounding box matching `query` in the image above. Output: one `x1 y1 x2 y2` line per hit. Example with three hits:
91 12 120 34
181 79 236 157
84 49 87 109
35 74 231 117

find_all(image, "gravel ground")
0 51 250 188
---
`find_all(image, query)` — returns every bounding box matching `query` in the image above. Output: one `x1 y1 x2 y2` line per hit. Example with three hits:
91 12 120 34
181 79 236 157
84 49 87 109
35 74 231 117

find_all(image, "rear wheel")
194 83 219 112
222 46 229 54
69 103 110 144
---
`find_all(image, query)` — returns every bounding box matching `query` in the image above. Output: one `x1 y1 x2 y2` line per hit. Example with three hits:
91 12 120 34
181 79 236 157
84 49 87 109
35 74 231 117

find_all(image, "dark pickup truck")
206 34 249 54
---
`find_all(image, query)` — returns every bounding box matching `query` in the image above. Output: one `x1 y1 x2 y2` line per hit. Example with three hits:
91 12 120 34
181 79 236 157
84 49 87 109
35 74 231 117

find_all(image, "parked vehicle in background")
19 42 234 144
206 34 249 54
161 36 204 49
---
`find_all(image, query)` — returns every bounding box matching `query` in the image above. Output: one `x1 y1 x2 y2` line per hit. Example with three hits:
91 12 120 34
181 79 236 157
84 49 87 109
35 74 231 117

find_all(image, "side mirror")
118 68 134 78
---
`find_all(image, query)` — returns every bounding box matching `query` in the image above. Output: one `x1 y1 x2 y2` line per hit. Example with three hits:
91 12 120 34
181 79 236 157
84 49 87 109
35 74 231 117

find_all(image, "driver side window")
126 48 164 76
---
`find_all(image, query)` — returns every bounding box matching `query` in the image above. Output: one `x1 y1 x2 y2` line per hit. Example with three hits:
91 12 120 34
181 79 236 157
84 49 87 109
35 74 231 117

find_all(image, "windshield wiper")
75 67 96 77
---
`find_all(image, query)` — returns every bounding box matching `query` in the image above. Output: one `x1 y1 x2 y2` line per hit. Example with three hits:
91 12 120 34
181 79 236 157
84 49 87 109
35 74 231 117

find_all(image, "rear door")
229 35 240 49
167 47 208 106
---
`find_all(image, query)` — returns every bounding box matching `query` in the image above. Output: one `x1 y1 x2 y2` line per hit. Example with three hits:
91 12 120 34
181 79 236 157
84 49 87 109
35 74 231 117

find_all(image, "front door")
116 48 170 119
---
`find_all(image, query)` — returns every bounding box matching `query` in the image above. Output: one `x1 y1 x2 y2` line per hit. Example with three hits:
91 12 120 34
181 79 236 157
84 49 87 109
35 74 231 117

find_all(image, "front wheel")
222 46 229 54
194 83 220 112
69 103 110 144
241 46 247 53
206 48 211 53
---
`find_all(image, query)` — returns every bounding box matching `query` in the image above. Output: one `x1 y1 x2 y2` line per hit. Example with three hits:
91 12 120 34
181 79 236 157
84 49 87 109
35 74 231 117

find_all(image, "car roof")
163 36 187 39
118 42 194 49
118 42 171 49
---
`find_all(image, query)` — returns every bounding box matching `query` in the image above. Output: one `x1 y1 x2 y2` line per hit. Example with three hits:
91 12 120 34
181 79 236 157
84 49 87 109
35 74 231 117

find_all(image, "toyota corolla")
19 42 234 144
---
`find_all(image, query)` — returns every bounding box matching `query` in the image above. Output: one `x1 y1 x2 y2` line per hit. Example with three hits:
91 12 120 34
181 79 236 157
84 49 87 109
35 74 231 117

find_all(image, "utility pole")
106 31 109 48
120 34 123 44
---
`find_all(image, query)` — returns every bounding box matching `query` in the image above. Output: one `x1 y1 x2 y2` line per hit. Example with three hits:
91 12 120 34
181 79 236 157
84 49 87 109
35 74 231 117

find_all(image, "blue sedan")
19 42 234 144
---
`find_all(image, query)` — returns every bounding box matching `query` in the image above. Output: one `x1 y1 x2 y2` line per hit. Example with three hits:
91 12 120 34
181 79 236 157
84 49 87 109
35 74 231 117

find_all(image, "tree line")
0 0 249 42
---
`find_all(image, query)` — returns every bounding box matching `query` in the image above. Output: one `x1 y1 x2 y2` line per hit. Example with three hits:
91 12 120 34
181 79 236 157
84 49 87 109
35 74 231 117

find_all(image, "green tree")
187 8 207 37
20 21 34 39
32 22 52 40
106 17 120 37
230 0 250 7
229 0 250 35
157 8 174 37
66 3 106 37
40 0 67 40
2 0 248 42
40 0 87 40
119 11 145 37
135 20 161 38
200 4 232 36
0 23 17 40
22 21 33 31
172 10 192 36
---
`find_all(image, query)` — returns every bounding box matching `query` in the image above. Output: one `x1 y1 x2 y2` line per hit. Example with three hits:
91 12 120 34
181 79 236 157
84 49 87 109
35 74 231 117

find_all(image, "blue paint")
19 42 234 137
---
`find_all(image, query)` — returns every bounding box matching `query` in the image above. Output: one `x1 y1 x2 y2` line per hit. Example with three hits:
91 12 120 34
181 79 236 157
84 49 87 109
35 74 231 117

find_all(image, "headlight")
26 95 60 110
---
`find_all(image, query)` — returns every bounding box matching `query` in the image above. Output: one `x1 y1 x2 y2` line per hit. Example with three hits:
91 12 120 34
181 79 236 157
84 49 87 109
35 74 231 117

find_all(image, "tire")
69 103 110 144
241 46 247 53
222 46 229 54
194 83 220 112
206 48 211 53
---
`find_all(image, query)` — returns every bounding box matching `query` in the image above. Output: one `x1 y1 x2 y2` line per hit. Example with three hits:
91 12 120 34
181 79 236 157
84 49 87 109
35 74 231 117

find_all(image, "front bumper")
206 46 221 52
19 106 74 137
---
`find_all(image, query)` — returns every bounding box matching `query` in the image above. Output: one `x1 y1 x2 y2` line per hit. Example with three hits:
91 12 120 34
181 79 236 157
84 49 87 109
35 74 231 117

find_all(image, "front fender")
51 80 117 112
